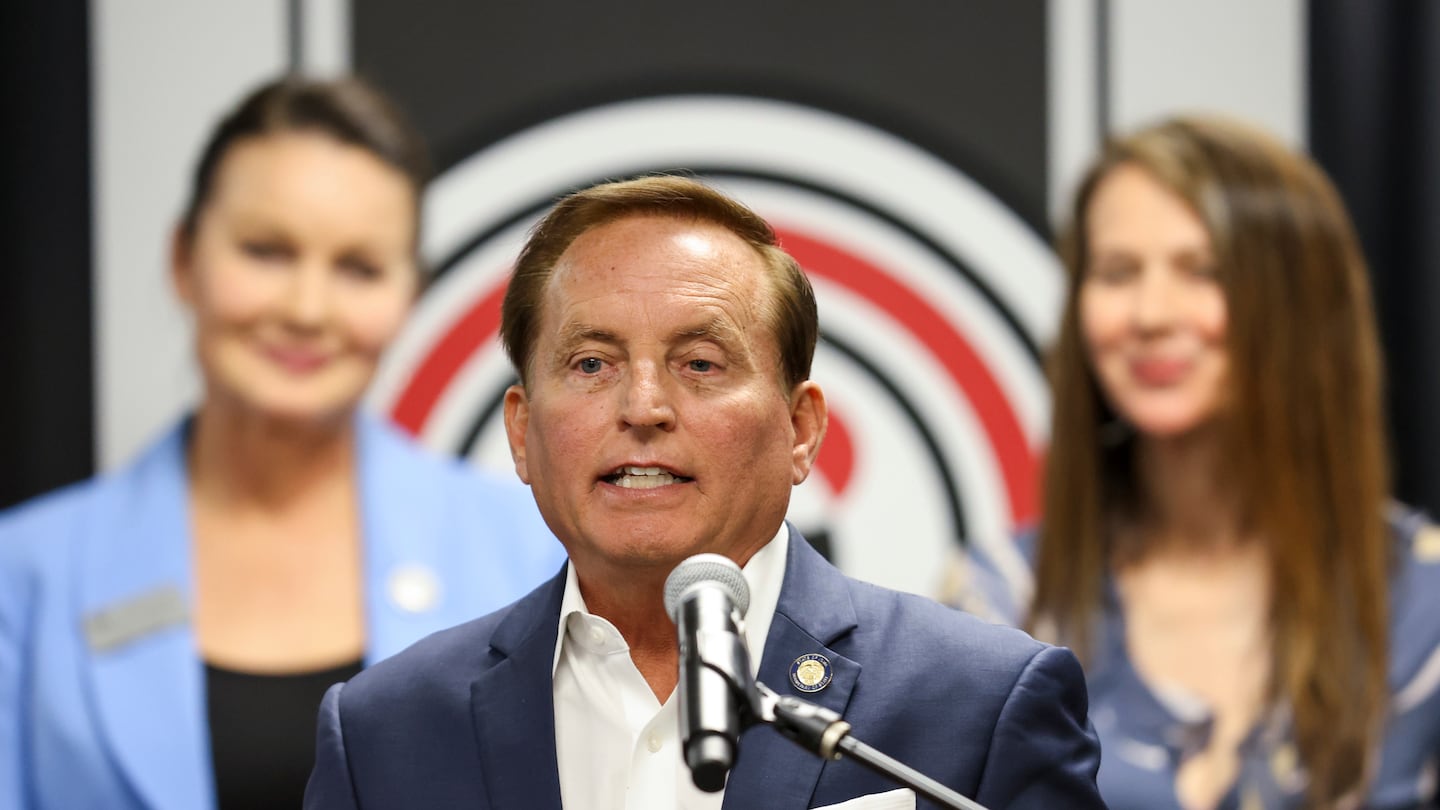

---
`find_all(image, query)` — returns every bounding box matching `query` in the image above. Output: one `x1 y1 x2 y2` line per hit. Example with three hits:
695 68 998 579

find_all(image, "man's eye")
688 359 714 372
578 357 603 374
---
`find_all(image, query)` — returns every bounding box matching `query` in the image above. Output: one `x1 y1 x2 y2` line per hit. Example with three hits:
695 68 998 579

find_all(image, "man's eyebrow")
674 318 743 346
675 318 756 368
555 323 617 349
544 319 751 367
543 324 618 367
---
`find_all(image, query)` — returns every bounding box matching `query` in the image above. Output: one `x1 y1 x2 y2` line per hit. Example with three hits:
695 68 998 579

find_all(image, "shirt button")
647 734 663 753
589 626 606 645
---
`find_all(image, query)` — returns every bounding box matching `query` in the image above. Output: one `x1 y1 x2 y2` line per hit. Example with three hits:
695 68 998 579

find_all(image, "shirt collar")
552 523 791 676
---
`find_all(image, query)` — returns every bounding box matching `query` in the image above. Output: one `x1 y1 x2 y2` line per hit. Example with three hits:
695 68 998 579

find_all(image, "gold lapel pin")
789 653 833 693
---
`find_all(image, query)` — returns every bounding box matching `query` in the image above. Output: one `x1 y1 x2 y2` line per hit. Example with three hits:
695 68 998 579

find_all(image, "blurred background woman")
1023 116 1440 808
0 76 564 809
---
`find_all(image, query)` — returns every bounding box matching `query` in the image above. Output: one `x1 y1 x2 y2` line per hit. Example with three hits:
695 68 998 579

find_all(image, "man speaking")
305 176 1104 808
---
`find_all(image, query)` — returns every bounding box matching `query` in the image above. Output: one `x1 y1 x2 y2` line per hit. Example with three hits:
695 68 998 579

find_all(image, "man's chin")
570 527 712 570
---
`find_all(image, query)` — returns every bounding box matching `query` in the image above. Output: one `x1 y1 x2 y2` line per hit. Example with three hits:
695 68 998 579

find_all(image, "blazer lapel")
79 423 213 810
469 574 566 810
356 412 449 662
724 529 861 809
357 412 567 662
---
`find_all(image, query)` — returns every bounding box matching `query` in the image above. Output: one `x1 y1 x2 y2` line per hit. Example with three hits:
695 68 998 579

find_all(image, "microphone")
663 553 754 792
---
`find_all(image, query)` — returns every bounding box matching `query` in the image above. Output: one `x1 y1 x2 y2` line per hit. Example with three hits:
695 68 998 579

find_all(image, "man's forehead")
534 212 775 339
550 314 744 347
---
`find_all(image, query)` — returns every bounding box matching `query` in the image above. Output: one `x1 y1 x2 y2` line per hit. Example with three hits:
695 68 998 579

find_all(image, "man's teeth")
613 465 680 489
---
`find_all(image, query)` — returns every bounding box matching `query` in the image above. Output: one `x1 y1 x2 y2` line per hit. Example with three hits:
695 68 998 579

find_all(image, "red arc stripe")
776 228 1037 524
391 283 507 434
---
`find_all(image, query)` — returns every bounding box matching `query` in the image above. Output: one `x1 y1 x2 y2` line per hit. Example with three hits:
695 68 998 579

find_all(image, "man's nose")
619 361 677 430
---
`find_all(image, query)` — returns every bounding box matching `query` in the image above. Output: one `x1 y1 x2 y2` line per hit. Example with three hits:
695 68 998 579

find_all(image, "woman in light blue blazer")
0 76 565 809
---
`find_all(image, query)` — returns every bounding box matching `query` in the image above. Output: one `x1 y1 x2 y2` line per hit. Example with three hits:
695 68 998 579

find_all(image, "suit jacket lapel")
79 423 213 810
470 573 566 810
459 529 860 809
724 529 861 809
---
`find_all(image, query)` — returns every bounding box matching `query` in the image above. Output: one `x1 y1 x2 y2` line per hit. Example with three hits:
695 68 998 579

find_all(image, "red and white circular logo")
368 96 1054 598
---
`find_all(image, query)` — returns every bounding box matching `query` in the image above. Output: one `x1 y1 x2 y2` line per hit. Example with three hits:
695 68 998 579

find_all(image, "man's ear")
170 226 197 308
503 384 532 484
787 381 827 485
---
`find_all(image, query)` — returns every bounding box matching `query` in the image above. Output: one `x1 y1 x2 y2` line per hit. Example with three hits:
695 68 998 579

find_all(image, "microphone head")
663 553 751 621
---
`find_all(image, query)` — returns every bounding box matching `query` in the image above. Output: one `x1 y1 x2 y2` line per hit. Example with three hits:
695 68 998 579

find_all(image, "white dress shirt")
552 525 788 810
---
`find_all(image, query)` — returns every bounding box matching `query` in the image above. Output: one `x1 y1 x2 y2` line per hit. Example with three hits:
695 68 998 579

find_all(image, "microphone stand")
748 682 989 810
687 628 988 810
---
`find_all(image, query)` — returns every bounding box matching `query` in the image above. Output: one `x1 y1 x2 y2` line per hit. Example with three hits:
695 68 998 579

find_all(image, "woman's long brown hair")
1033 116 1391 804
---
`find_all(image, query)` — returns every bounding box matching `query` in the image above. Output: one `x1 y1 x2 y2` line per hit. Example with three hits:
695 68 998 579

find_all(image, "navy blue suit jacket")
306 530 1104 808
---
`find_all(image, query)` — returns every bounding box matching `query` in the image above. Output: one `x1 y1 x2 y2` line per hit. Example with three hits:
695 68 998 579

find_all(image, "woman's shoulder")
939 527 1037 626
359 412 517 489
1379 503 1440 774
358 413 544 519
1385 503 1440 706
355 411 558 543
0 476 103 559
0 424 186 571
1387 502 1440 588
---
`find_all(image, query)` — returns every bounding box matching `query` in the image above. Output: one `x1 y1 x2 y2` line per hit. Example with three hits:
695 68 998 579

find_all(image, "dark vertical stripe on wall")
287 0 304 73
1096 0 1112 137
0 0 95 509
1310 1 1440 516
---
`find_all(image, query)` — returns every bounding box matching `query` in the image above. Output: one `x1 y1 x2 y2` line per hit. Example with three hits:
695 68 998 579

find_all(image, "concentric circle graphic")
367 95 1053 598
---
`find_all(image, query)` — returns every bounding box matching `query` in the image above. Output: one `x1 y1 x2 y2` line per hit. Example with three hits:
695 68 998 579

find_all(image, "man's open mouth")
603 465 692 489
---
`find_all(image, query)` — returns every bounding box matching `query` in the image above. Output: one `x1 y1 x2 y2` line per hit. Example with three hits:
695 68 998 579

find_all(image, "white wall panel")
92 0 286 467
1109 0 1305 145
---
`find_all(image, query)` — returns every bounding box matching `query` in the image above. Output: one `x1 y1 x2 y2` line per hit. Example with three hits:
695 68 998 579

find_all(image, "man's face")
503 214 826 582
